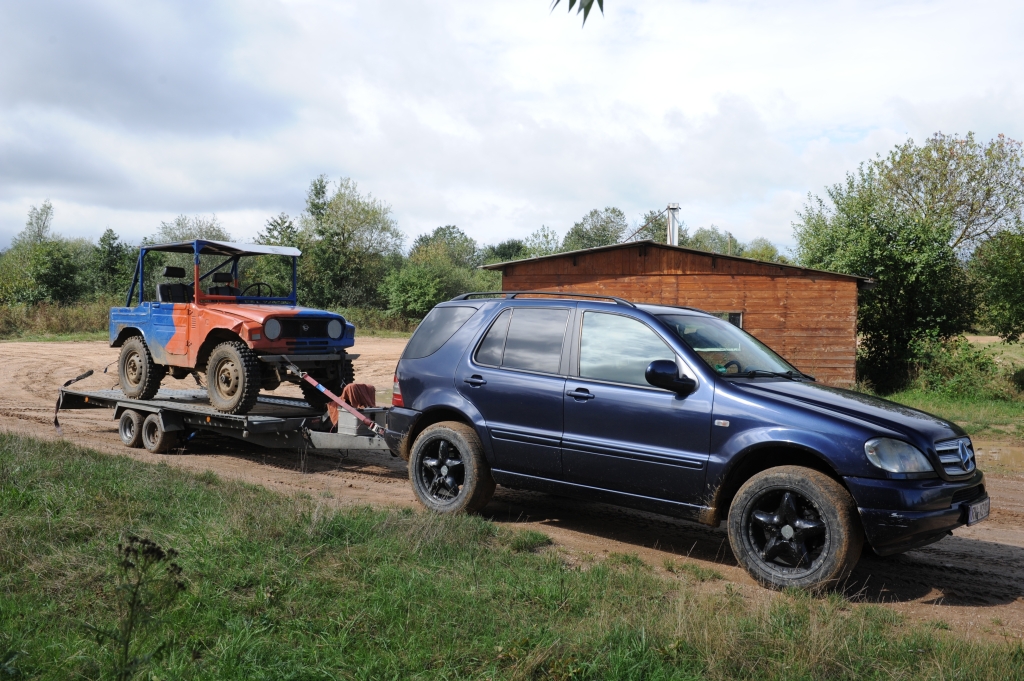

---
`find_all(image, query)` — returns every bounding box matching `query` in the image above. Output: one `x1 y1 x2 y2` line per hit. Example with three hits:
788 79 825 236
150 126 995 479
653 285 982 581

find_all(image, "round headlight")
864 437 933 473
264 318 282 340
328 319 343 339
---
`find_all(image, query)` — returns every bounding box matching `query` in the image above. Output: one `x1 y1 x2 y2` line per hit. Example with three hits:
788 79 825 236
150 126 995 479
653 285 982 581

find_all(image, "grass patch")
0 301 111 340
509 529 553 553
2 432 1023 679
888 389 1024 442
664 559 724 582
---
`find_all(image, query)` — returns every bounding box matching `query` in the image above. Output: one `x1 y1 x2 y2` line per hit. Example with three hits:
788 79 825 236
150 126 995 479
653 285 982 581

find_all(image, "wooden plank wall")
499 244 858 386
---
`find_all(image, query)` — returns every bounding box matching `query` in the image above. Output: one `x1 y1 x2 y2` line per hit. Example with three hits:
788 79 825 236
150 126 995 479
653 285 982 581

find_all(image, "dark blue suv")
386 293 989 589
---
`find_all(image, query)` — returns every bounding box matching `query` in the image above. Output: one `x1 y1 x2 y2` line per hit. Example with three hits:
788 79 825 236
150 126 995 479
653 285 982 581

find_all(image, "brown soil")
3 339 1023 641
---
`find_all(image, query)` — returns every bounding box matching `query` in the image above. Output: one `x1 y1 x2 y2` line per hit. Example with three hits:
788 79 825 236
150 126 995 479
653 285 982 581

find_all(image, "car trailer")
55 384 397 456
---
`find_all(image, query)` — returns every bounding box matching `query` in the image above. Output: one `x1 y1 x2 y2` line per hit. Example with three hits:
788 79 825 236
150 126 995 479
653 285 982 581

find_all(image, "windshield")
657 314 797 377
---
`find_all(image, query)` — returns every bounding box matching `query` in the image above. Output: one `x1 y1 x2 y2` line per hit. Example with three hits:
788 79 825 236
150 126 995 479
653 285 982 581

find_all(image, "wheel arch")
707 443 848 526
195 329 246 371
111 326 145 348
400 405 485 462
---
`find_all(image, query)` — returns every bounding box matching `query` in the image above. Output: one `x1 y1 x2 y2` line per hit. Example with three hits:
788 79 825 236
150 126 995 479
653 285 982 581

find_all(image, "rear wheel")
206 341 261 414
409 422 495 514
728 466 862 591
141 413 180 454
118 410 144 448
118 337 165 399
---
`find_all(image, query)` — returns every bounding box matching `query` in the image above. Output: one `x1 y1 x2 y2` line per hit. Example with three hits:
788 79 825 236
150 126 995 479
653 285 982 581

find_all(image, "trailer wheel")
409 421 495 514
206 341 261 414
728 466 863 591
118 410 144 448
119 336 166 400
141 413 180 454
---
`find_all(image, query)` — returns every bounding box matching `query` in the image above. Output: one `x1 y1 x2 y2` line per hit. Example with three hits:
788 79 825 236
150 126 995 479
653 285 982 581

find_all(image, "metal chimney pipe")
666 203 680 246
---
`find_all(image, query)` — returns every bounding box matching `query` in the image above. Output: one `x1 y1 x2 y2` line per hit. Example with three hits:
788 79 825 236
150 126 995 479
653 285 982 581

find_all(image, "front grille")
952 485 985 506
935 437 977 476
279 318 330 339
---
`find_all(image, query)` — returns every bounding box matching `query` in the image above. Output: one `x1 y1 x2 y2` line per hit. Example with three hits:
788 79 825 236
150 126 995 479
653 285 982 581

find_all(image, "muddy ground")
2 339 1023 641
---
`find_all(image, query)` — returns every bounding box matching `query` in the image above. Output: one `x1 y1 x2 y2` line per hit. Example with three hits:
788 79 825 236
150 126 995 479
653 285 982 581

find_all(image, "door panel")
455 305 572 478
561 309 712 504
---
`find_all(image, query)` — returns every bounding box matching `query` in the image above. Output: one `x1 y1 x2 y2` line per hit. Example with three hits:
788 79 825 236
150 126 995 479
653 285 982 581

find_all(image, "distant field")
889 389 1024 442
3 432 1023 680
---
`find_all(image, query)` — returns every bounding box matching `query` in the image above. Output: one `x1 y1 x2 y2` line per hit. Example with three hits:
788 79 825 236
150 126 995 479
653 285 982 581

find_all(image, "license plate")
966 497 990 526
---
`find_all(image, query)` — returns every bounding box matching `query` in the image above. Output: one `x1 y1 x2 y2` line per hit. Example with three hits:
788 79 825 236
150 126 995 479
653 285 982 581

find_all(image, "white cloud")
1 0 1021 252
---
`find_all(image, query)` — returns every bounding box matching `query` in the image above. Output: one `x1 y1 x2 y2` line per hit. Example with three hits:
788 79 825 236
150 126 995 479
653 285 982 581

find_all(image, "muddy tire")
206 341 261 414
141 413 180 454
118 336 165 399
728 466 863 591
409 421 495 514
118 409 144 448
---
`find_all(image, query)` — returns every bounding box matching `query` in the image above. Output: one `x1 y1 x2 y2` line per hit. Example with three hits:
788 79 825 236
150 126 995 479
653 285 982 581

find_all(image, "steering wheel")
722 360 743 374
241 282 275 298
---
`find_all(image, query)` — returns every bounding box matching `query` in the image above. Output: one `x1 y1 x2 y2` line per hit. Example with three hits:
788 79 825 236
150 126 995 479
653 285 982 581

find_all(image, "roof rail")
450 291 636 308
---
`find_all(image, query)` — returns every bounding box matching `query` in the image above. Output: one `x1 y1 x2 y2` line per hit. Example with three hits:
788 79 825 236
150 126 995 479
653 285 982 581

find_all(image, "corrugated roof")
479 239 871 283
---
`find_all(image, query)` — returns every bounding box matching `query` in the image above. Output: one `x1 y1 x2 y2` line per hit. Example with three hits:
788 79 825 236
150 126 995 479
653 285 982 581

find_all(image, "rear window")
500 307 570 374
403 306 477 359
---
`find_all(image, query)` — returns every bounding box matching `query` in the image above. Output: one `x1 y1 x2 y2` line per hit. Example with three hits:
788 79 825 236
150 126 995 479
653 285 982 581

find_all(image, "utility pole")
666 203 680 246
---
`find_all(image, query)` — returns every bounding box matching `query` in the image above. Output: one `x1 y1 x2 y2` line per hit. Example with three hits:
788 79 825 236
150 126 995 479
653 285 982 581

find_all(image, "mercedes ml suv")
386 292 989 590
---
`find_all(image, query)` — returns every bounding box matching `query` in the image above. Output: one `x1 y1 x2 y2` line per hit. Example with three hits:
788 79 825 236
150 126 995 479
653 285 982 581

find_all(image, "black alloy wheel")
747 489 827 574
728 466 862 590
408 421 496 514
417 439 466 502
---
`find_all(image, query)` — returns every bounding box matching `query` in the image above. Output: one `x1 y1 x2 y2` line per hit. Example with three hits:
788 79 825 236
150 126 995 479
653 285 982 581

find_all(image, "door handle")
464 375 487 387
566 388 595 400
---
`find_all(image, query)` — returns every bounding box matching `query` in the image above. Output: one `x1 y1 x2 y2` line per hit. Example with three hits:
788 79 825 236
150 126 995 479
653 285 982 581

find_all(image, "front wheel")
409 422 495 514
206 341 261 414
728 466 863 590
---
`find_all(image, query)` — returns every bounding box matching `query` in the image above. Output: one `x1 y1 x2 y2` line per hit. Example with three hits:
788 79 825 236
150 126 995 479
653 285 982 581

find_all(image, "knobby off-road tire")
118 336 166 400
206 341 261 414
409 421 496 514
728 466 863 591
141 413 180 454
118 409 144 448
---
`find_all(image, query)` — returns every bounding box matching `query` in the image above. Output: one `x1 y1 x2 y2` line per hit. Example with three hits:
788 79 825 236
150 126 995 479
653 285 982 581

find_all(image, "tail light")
392 373 404 407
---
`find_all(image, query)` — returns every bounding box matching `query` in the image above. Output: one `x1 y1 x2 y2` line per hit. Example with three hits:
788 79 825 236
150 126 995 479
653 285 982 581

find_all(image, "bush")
910 336 1020 400
330 306 419 333
0 301 111 339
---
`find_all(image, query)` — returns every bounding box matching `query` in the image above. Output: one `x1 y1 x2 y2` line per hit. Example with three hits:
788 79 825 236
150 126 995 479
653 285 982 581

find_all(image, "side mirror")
645 359 697 396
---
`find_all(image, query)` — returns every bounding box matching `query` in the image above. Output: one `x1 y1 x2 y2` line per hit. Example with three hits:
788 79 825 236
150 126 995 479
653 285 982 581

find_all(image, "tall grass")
0 300 111 340
1 432 1022 679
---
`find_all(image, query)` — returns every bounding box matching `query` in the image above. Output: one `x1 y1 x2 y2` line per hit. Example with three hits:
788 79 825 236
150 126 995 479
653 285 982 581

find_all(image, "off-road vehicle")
109 239 355 414
385 292 989 590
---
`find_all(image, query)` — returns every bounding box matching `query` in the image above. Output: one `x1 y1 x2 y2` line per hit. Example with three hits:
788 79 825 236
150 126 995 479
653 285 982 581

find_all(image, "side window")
500 308 570 374
475 309 512 366
579 312 676 386
403 306 478 359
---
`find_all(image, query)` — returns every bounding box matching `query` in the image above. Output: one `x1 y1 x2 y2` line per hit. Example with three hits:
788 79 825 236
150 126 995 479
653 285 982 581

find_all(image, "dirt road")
2 339 1023 640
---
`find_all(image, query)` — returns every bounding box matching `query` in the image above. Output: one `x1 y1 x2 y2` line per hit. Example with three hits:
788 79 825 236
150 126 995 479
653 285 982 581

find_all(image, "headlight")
864 438 933 473
327 319 343 339
264 318 282 340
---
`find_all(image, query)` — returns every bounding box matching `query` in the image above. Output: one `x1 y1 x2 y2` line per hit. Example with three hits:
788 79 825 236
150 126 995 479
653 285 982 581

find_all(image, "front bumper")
845 471 986 556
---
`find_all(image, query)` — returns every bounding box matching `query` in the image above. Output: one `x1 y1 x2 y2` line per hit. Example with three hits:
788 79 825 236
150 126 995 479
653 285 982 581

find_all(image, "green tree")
94 229 135 297
524 226 561 257
410 225 481 269
686 226 742 255
14 200 54 247
300 177 404 308
973 232 1024 342
481 239 528 264
562 207 627 251
28 239 82 303
875 133 1024 252
626 209 674 244
794 168 974 392
742 237 789 263
249 213 300 297
551 0 603 25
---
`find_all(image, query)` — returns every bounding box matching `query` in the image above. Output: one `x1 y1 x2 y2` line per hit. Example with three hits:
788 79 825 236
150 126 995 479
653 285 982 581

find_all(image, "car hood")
726 378 965 444
204 305 344 325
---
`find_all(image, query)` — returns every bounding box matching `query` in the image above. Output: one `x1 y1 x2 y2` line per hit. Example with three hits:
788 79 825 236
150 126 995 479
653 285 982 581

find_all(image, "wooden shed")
481 240 871 387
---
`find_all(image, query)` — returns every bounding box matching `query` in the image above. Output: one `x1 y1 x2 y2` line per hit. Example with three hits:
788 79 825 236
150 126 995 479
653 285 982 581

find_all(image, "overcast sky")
1 0 1021 252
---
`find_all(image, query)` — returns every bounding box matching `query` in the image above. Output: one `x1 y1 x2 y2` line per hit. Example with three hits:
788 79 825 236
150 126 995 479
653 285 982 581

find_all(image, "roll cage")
125 239 300 307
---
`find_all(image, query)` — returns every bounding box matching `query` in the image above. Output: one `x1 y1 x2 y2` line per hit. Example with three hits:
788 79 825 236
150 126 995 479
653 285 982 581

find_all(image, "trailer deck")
57 387 392 453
